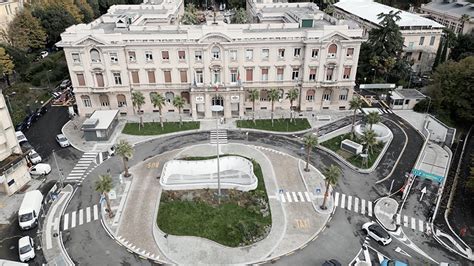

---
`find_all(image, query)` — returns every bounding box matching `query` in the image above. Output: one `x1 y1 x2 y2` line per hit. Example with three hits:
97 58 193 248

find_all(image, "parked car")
26 112 39 126
18 190 43 230
362 221 392 246
52 91 62 99
380 259 408 266
16 116 32 131
59 79 71 89
56 134 70 148
29 163 51 176
18 236 35 262
40 51 48 58
15 131 28 144
28 150 42 164
35 106 48 116
322 259 342 266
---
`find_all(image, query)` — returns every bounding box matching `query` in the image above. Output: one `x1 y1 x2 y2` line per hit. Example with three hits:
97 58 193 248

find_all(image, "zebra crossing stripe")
361 199 366 215
286 192 292 203
334 192 340 207
368 201 373 217
63 213 69 231
292 192 299 202
418 219 424 232
280 193 286 203
411 217 416 230
354 197 359 213
340 194 346 209
71 211 76 229
93 205 99 220
53 217 60 231
396 214 401 225
79 209 84 226
403 215 409 227
347 196 352 211
304 192 311 202
86 207 91 223
298 192 304 202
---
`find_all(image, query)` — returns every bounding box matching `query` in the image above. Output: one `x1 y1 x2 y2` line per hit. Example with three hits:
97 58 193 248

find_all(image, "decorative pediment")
320 32 351 42
198 33 232 44
75 36 107 46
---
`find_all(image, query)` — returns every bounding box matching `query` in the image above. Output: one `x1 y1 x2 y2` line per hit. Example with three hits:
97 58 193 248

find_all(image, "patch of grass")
236 118 311 132
157 156 271 247
122 121 200 135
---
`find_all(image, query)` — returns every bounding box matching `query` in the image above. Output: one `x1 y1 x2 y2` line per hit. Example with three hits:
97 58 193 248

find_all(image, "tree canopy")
32 4 79 46
7 10 46 51
449 34 474 62
232 8 248 24
0 48 14 75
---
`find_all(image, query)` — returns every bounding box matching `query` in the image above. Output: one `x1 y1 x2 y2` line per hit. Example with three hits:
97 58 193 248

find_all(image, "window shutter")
164 71 171 83
246 68 253 81
148 71 155 83
344 67 351 76
178 51 185 59
180 70 187 83
310 68 316 75
131 71 139 84
96 73 104 87
328 44 337 54
347 48 354 56
162 51 169 59
262 68 268 75
277 68 283 75
307 90 315 96
77 73 85 86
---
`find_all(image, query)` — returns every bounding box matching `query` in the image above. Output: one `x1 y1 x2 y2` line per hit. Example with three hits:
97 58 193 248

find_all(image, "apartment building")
0 90 31 195
420 0 474 35
0 0 27 41
333 0 444 73
57 0 364 119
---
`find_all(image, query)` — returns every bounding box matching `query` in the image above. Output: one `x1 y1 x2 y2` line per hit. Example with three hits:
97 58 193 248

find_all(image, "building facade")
0 89 31 195
333 0 444 74
58 0 364 119
420 0 474 35
0 0 27 41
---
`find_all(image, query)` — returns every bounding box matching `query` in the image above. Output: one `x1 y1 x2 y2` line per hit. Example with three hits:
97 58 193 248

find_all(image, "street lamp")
210 104 224 204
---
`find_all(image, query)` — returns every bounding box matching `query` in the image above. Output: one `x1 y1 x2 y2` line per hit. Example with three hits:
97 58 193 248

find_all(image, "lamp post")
210 104 224 204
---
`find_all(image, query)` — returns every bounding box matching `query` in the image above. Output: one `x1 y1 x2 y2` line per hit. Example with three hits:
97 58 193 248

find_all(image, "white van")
18 190 43 230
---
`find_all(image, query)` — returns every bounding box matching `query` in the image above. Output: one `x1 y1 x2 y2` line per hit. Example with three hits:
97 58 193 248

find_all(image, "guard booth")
81 110 119 141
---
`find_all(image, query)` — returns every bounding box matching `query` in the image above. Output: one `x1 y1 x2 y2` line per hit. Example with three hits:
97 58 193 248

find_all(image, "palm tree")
366 111 381 130
303 133 318 172
115 140 134 177
321 164 340 210
268 88 280 127
131 91 145 130
248 89 259 124
95 174 114 218
286 88 299 122
459 14 470 34
151 93 166 128
349 97 363 138
362 129 377 157
173 96 185 126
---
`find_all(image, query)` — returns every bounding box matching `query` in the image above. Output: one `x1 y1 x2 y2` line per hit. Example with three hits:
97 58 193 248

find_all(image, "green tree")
151 93 166 128
95 174 114 218
181 3 198 25
75 0 95 23
320 164 340 210
459 14 470 34
286 88 299 122
366 111 381 130
450 34 474 62
87 0 100 17
173 95 185 126
0 48 15 75
115 140 134 177
232 8 248 24
268 88 280 127
362 129 377 157
131 91 145 130
7 10 46 51
349 97 363 138
228 0 245 9
303 133 318 172
32 4 78 46
248 89 259 124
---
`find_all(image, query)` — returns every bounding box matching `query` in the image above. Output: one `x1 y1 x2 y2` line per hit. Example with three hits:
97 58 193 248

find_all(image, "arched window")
181 91 190 103
90 48 101 63
81 95 92 107
322 89 332 101
339 89 349 101
165 92 174 103
211 46 220 59
306 89 315 102
99 94 109 106
327 44 337 58
117 94 127 107
260 89 268 101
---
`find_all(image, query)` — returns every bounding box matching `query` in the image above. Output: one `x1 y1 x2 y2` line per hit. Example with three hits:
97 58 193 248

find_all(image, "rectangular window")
261 68 268 81
278 48 285 59
213 69 220 84
292 68 299 80
311 49 319 58
113 72 122 85
309 68 316 81
339 93 348 101
148 70 155 83
246 68 253 82
346 48 354 57
164 70 171 83
110 52 118 63
96 73 104 87
230 69 237 83
180 70 187 83
294 48 301 57
343 67 351 79
178 50 186 60
418 51 423 61
262 49 269 60
230 50 237 61
419 36 425 45
195 50 202 61
429 36 435 46
277 68 284 81
77 73 85 86
145 51 153 62
196 70 203 84
408 42 414 49
131 71 139 84
326 68 334 81
83 97 91 107
128 51 136 62
162 50 169 60
72 53 80 63
245 49 253 60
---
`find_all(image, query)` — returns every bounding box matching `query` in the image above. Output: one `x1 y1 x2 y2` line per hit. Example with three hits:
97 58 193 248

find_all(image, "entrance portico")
190 86 245 119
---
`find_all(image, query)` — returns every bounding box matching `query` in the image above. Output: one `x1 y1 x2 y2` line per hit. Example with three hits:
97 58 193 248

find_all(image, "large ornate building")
58 0 364 119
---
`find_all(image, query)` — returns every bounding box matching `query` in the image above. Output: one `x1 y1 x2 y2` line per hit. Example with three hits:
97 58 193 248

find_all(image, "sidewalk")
0 178 44 225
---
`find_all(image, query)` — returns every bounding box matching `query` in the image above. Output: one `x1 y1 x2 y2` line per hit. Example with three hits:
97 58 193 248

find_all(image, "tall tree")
32 4 78 46
450 34 474 62
248 89 259 124
349 97 363 138
75 0 95 23
87 0 100 17
268 88 280 127
228 0 245 9
232 8 248 24
95 174 114 218
131 91 145 130
362 129 377 157
151 93 166 128
366 111 381 130
303 133 318 172
459 14 470 34
0 48 15 86
181 3 198 25
320 164 340 210
286 88 299 122
7 10 46 51
115 140 134 177
173 96 185 126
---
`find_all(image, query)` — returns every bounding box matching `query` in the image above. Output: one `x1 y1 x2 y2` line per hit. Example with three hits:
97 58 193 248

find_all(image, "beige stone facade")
0 0 27 42
58 0 364 119
420 1 474 36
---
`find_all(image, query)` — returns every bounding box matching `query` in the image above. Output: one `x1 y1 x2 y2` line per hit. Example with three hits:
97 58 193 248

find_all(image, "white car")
29 163 51 176
15 131 28 144
40 51 48 58
56 134 70 148
362 221 392 246
28 150 42 164
18 236 35 262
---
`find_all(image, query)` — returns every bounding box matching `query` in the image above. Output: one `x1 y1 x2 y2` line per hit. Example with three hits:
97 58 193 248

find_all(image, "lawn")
236 118 311 132
321 133 385 169
157 156 271 247
122 121 200 135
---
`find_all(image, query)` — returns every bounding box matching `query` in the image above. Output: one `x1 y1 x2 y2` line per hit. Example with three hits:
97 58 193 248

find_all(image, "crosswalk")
210 129 228 144
65 152 99 183
278 191 314 203
62 204 99 231
360 108 394 115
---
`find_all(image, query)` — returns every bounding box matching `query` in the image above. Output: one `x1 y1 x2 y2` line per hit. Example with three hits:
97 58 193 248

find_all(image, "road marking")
411 217 416 230
93 205 99 220
86 207 91 223
334 192 340 207
71 211 76 229
280 193 286 203
361 199 366 215
304 192 311 201
286 192 292 203
295 219 309 229
418 219 424 232
68 172 84 176
298 192 304 202
98 152 103 164
82 154 97 158
347 196 352 211
341 194 346 209
73 166 89 170
377 252 385 263
84 152 97 155
292 192 299 202
63 213 69 231
396 215 401 225
53 217 59 231
368 201 373 217
354 197 359 213
79 209 84 226
403 215 409 227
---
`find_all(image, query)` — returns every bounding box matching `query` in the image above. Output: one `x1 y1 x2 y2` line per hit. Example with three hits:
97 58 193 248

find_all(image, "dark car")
15 121 29 131
36 106 48 116
322 259 342 266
